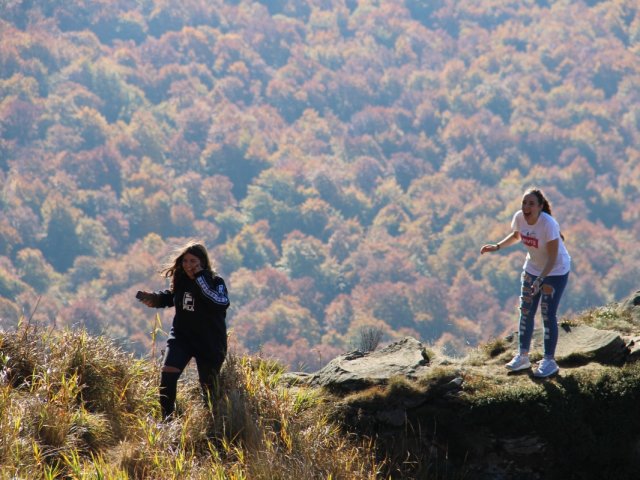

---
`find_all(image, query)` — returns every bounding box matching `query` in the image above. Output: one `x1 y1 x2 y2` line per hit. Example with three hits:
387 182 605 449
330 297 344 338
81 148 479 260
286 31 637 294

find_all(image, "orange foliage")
0 0 639 371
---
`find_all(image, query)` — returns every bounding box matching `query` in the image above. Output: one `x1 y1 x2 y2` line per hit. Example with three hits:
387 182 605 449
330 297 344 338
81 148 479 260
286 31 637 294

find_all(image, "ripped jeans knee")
517 271 569 357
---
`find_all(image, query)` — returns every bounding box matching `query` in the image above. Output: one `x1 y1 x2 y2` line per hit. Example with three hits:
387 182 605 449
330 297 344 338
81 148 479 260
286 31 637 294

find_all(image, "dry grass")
569 303 640 334
0 322 383 479
5 303 640 479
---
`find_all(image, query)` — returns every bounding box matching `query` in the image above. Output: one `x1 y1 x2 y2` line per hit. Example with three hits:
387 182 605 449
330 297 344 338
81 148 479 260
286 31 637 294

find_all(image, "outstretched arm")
136 290 173 308
480 231 520 255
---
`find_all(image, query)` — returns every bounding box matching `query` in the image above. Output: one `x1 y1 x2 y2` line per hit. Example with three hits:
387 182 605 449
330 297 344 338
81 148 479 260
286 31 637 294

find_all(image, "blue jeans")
517 271 569 357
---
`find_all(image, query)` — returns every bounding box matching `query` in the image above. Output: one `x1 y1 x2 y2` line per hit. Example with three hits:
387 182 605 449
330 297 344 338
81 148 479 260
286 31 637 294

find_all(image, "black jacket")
152 270 230 356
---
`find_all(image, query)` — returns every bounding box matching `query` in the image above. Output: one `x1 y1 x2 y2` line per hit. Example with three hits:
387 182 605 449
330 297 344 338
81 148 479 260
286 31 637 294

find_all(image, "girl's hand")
187 263 203 277
531 277 544 296
136 291 157 307
480 244 500 255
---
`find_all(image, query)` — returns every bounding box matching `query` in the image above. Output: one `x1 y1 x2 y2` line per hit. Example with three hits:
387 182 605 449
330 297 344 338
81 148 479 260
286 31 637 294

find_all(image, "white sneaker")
533 358 559 378
505 354 531 372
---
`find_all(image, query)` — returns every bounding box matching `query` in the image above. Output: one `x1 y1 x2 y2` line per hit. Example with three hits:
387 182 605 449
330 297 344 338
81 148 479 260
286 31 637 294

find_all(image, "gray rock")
555 324 627 363
621 290 640 309
624 336 640 362
620 291 640 324
508 324 627 365
308 336 430 391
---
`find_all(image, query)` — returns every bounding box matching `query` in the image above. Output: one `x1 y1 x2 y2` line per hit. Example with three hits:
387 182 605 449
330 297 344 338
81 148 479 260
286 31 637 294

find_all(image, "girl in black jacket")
137 241 230 419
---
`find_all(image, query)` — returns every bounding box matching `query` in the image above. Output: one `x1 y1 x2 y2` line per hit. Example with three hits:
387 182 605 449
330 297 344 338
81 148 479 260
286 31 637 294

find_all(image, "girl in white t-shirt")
480 188 571 378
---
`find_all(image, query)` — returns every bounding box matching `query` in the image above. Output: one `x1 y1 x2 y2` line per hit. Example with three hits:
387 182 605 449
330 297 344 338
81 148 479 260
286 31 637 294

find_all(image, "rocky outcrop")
306 336 431 392
283 324 631 393
621 290 640 308
285 318 640 479
508 323 629 365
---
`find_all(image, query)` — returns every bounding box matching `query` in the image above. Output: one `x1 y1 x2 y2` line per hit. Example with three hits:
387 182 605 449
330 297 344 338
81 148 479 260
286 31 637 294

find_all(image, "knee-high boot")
160 371 180 419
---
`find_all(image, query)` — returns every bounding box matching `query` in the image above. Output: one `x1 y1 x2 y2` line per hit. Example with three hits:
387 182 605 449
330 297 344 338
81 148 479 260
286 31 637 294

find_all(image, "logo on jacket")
183 292 195 311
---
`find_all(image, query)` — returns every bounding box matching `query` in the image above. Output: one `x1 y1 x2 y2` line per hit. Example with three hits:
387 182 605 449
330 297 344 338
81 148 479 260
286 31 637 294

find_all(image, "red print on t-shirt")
521 234 539 248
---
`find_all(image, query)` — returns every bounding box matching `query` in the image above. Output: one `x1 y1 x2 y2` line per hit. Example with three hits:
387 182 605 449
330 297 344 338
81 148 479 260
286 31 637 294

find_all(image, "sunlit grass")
570 303 640 334
0 322 382 479
5 303 639 479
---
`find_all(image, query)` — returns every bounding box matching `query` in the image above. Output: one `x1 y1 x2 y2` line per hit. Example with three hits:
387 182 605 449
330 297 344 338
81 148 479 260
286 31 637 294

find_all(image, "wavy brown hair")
160 241 216 288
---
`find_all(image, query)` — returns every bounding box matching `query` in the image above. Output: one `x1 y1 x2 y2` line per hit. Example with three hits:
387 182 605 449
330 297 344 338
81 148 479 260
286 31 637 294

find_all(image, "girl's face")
521 193 542 225
182 253 202 279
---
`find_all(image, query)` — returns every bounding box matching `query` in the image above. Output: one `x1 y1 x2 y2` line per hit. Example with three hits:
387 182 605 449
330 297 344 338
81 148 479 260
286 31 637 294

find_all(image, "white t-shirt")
511 211 571 276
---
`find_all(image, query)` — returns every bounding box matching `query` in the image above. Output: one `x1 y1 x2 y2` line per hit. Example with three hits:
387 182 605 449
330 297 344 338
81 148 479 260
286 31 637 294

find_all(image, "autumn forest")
1 0 640 370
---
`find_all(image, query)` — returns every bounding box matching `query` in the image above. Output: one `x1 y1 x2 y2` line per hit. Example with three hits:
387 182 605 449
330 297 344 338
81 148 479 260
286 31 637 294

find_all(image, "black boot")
160 371 180 420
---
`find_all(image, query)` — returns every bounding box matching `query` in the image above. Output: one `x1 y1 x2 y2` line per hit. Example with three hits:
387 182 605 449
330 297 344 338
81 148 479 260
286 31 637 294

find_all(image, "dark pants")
159 336 226 419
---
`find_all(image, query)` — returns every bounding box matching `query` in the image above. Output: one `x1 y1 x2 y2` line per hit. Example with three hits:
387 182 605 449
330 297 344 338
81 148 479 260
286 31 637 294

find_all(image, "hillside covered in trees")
1 0 639 370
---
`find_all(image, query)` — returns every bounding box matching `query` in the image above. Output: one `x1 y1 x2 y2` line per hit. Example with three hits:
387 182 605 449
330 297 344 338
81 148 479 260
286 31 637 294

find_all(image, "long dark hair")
160 240 216 288
524 188 565 241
